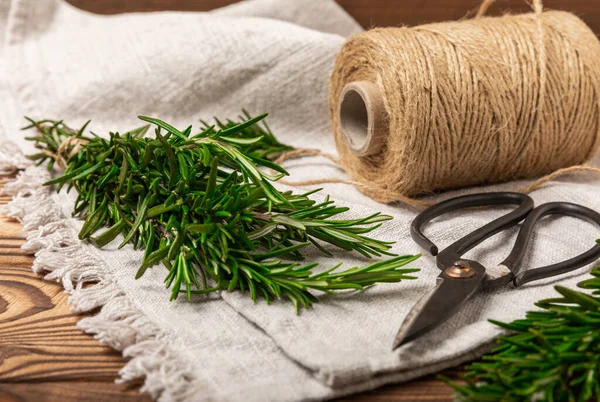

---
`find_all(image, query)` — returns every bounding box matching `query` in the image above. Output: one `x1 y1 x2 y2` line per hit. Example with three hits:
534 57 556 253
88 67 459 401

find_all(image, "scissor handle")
501 202 600 287
410 192 534 269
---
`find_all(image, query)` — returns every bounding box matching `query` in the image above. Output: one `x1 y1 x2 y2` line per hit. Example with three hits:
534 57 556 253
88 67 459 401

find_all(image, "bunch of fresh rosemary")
25 113 418 309
445 264 600 401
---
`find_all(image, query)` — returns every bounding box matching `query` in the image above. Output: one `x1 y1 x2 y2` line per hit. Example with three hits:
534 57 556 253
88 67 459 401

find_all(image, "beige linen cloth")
0 0 599 401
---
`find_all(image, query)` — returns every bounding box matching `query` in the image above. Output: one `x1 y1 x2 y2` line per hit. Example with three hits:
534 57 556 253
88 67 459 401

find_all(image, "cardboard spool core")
338 81 386 156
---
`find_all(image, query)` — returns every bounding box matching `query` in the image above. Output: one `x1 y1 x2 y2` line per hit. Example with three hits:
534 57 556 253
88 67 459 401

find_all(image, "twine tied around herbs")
275 0 600 207
40 135 88 169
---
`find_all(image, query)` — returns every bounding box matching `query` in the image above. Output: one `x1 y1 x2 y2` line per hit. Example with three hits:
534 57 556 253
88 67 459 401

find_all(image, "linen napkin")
1 0 599 401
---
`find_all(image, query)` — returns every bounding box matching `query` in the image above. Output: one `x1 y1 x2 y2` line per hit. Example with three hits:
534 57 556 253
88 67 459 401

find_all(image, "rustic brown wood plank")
337 0 600 33
65 0 238 14
0 245 129 382
0 381 148 402
65 0 600 34
0 216 23 239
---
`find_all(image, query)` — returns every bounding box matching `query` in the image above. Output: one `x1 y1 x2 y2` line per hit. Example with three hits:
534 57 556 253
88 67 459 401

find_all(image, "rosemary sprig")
444 263 600 401
25 113 419 309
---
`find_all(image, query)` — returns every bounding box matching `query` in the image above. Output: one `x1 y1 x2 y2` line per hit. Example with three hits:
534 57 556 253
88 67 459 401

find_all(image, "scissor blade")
392 271 484 350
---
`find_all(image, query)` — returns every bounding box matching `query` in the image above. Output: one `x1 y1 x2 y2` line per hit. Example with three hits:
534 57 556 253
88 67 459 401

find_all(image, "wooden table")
2 1 597 401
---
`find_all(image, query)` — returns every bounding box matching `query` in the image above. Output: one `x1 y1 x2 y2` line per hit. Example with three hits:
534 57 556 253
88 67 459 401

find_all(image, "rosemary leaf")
25 113 419 307
448 264 600 401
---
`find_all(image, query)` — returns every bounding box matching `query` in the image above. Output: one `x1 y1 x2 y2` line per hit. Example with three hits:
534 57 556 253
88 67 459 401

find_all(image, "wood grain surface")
0 179 456 401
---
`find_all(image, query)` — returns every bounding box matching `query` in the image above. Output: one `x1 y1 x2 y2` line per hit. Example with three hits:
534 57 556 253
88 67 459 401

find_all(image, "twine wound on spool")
277 0 600 206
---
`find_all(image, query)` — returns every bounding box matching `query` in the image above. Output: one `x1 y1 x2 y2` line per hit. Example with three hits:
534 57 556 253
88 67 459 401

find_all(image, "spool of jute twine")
278 0 600 207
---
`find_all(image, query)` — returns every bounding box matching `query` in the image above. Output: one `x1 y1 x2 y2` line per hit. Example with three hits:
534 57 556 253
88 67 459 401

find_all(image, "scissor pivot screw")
444 261 476 279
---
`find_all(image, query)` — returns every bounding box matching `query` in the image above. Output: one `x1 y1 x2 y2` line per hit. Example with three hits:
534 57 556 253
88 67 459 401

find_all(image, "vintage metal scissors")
392 192 600 350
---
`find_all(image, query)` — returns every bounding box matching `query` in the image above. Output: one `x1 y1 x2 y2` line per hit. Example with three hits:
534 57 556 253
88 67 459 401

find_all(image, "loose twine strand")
275 0 600 208
274 149 433 207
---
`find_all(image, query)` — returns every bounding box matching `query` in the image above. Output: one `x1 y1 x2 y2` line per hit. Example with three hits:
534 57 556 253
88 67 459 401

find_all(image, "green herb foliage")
444 265 600 402
25 113 419 309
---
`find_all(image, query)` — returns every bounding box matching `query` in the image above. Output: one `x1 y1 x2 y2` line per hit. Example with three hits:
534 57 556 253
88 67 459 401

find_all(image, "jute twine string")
274 149 433 207
277 0 600 207
41 135 88 169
